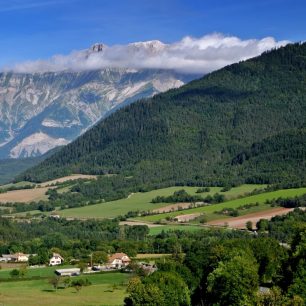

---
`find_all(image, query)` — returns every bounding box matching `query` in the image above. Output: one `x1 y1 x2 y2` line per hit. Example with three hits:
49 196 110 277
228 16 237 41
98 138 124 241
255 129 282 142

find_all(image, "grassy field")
0 271 129 306
57 184 263 219
135 187 306 223
0 265 74 279
0 181 35 189
148 225 204 235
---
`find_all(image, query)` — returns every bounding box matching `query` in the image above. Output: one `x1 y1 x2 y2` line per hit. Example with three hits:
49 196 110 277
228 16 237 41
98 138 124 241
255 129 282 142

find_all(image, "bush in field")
10 269 20 278
246 221 253 231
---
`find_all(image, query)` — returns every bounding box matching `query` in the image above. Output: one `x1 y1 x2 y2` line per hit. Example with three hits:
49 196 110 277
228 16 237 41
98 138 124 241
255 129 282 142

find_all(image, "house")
0 255 11 262
55 268 80 276
108 253 131 269
1 253 29 262
49 253 64 266
13 253 29 262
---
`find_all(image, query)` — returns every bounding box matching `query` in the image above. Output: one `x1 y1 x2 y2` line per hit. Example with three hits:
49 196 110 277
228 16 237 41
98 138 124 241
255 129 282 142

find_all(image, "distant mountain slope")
20 43 306 185
0 147 61 184
0 43 194 158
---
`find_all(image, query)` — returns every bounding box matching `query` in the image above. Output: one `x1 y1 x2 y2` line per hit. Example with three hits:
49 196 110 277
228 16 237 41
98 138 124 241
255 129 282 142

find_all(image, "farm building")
49 253 64 266
55 268 80 276
0 254 12 262
0 253 30 262
108 253 131 268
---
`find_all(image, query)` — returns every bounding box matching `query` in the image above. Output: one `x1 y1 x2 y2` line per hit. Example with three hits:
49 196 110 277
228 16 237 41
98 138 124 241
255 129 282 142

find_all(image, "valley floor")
0 271 129 306
2 180 306 231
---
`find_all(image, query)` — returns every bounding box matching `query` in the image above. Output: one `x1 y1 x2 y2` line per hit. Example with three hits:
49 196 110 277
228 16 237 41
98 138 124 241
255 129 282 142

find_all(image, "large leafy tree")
207 255 259 306
125 272 190 306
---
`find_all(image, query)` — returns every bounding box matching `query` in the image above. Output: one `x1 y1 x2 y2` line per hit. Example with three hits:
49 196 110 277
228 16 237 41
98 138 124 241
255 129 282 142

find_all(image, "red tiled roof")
108 253 131 263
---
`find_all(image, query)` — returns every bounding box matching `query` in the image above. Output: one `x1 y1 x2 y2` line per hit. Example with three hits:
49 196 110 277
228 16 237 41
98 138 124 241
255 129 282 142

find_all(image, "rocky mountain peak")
91 43 106 53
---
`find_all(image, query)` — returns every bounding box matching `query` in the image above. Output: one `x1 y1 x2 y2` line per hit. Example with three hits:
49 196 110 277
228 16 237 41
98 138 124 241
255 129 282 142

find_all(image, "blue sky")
0 0 305 67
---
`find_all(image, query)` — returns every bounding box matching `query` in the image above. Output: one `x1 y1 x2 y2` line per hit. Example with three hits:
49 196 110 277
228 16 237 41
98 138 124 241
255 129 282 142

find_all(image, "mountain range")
20 42 306 186
0 42 195 159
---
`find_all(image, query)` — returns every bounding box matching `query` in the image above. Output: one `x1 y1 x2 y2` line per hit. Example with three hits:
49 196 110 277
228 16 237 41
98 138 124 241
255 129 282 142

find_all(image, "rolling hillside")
19 43 306 186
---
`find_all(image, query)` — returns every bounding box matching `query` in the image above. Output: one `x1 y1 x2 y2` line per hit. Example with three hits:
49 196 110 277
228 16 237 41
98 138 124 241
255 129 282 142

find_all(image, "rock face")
0 68 192 158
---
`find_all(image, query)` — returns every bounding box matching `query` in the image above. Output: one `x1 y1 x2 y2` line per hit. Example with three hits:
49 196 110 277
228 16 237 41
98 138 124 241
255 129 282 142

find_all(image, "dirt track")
207 207 294 229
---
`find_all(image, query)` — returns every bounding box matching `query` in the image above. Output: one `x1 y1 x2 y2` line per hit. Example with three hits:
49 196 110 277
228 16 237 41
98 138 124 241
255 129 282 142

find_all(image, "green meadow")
57 184 264 219
0 271 129 306
0 265 73 279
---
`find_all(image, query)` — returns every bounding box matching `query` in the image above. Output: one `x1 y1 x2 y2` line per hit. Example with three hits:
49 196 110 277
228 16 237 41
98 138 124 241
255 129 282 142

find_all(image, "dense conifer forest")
18 43 306 192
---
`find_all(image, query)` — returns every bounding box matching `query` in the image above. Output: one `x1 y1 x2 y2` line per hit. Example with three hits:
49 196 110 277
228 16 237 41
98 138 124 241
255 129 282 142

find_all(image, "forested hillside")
19 43 306 186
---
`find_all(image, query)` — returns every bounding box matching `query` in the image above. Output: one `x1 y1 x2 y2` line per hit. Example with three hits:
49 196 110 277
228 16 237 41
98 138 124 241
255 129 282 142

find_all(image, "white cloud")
5 33 290 74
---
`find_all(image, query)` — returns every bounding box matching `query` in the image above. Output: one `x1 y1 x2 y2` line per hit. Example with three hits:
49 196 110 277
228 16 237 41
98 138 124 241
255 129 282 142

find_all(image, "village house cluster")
0 252 64 266
0 251 157 277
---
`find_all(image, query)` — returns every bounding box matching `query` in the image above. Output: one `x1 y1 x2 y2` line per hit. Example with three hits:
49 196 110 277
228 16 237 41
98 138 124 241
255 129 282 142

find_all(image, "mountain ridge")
0 67 193 158
19 43 306 186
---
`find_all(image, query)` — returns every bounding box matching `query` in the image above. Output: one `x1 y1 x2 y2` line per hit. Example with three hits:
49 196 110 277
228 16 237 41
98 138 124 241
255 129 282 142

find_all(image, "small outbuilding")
55 268 80 276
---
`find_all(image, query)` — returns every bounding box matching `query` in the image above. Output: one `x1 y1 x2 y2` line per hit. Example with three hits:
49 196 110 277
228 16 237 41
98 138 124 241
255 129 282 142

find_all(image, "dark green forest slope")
19 43 306 186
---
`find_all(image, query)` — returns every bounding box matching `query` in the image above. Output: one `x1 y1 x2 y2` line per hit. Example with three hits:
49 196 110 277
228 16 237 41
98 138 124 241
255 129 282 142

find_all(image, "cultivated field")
0 174 97 204
0 270 129 306
57 184 263 219
0 187 50 203
136 187 306 223
207 207 295 229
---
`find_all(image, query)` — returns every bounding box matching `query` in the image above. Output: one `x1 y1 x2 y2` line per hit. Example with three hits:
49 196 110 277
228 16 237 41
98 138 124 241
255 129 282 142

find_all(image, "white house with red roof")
108 253 131 269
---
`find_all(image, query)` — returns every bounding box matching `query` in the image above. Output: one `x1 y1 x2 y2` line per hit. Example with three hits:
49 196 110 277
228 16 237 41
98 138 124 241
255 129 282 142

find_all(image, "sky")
0 0 305 72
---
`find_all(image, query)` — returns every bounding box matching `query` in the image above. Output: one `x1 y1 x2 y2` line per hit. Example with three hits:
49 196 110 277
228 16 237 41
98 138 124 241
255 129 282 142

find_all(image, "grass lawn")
0 272 129 306
56 184 263 219
136 187 306 223
0 265 75 279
